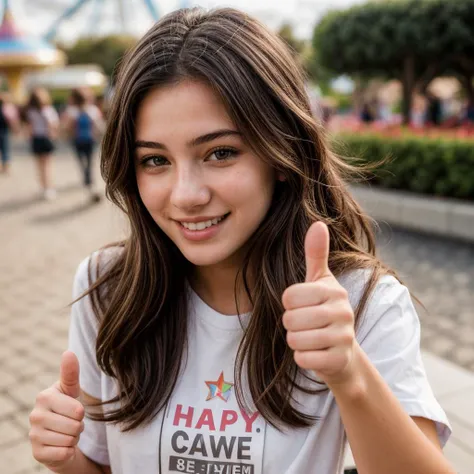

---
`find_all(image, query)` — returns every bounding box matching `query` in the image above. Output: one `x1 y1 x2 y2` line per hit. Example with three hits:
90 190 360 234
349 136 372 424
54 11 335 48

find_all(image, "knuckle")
28 428 39 443
72 420 83 436
338 304 354 323
35 390 50 405
340 330 354 345
29 410 43 426
333 285 348 299
339 287 349 299
73 402 85 420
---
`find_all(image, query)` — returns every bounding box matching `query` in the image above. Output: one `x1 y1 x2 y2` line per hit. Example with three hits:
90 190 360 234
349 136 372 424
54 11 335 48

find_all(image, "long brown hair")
85 7 395 431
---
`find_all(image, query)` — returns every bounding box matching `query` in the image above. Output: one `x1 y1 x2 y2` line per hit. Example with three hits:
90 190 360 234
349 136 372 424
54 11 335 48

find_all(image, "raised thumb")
59 351 81 399
305 221 331 282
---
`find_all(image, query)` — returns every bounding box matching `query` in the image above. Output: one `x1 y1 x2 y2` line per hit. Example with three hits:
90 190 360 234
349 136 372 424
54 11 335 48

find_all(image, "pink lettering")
195 409 216 431
173 404 194 428
219 410 238 431
240 410 259 433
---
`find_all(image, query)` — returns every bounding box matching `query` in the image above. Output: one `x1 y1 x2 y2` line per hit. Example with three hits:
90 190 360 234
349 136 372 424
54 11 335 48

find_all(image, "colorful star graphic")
205 371 234 402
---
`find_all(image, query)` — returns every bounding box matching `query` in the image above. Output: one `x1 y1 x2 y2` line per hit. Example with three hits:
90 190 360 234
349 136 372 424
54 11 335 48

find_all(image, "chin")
178 245 237 268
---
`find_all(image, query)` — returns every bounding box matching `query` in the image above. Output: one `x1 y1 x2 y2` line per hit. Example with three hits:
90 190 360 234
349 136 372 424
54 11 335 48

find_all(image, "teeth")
181 215 226 230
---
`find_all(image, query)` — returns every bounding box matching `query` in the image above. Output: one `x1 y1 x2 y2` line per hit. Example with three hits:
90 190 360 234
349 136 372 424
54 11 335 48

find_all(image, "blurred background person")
62 88 104 203
25 88 59 200
0 92 20 174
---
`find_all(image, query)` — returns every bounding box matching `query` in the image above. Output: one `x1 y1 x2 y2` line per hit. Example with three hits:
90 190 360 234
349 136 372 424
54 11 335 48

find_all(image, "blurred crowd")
0 87 107 203
356 94 474 130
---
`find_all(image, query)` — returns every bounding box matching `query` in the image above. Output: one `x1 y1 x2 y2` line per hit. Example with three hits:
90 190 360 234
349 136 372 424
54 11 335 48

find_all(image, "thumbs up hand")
29 351 85 471
282 222 358 388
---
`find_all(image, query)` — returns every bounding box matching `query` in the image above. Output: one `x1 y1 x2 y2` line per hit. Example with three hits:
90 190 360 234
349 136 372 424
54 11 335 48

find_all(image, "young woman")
28 7 455 474
63 88 104 203
26 88 59 200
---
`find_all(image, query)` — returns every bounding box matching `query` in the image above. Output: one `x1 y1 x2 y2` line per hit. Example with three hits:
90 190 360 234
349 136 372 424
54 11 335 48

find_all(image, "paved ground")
376 223 474 372
0 146 473 473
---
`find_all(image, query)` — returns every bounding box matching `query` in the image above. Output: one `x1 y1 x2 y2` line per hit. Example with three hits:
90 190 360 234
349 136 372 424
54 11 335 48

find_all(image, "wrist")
327 343 368 401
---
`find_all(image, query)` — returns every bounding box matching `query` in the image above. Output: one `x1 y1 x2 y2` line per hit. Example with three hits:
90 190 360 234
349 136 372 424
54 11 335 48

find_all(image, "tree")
61 35 137 78
277 23 306 56
313 0 474 124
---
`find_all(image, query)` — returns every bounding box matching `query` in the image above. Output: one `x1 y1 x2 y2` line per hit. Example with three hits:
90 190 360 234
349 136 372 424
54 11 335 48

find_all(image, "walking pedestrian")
0 92 20 174
26 88 59 200
28 7 454 474
63 88 104 203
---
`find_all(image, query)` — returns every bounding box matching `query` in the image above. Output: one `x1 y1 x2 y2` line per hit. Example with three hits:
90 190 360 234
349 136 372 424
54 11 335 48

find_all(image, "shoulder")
63 105 78 119
337 268 415 341
73 246 124 298
337 268 401 310
47 106 59 119
87 104 102 118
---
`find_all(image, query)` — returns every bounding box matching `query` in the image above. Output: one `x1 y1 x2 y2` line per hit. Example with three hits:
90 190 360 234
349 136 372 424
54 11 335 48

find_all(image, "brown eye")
207 147 238 162
140 155 169 167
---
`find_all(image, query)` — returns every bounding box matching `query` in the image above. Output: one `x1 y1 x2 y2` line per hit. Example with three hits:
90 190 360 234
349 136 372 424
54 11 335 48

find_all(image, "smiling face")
134 80 277 269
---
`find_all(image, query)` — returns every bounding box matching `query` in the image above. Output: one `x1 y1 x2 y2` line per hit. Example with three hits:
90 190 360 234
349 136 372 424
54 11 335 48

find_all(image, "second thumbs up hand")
282 222 361 390
29 351 85 472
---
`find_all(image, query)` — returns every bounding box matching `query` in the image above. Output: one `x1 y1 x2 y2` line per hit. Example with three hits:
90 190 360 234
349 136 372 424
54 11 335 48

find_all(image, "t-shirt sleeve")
45 106 59 126
68 254 110 466
356 275 452 448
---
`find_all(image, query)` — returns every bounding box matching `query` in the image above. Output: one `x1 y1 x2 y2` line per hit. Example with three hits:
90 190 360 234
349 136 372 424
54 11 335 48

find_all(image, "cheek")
136 174 167 215
223 167 275 212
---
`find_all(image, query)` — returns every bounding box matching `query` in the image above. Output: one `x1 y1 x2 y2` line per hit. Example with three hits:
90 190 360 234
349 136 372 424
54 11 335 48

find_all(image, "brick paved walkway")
0 146 472 472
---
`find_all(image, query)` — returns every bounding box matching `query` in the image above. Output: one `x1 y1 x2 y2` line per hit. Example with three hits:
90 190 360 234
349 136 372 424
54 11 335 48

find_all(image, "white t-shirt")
69 249 451 473
27 106 59 137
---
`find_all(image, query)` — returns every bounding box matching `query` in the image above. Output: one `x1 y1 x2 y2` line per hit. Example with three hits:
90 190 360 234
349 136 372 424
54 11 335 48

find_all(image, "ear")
277 172 286 182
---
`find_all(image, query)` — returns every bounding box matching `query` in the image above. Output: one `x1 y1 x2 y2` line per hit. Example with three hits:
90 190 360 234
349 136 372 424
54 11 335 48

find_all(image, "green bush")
333 134 474 201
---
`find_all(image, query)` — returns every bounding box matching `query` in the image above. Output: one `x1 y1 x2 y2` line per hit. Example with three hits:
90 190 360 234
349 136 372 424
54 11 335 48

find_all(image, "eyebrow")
134 129 242 150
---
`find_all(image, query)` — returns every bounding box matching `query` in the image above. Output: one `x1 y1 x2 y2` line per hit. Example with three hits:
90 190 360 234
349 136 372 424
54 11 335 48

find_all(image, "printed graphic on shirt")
205 372 233 401
161 371 266 474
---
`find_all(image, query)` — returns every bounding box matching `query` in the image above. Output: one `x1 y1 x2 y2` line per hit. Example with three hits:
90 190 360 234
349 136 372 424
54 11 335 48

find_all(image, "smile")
179 213 230 231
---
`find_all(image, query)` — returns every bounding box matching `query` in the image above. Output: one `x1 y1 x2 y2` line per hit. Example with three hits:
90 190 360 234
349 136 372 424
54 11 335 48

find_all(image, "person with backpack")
64 88 104 203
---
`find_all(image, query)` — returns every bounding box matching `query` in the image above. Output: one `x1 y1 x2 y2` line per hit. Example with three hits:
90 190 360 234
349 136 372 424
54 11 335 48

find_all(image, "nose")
170 165 211 211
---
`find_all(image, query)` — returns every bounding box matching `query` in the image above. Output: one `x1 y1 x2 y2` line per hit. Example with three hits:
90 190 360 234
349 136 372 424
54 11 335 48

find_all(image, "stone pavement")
0 146 473 473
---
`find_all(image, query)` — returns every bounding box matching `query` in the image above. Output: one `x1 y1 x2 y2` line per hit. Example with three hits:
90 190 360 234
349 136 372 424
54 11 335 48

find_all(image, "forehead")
135 80 236 139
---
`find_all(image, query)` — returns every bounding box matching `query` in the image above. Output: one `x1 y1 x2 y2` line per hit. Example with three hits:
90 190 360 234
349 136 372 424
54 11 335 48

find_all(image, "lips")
177 213 230 231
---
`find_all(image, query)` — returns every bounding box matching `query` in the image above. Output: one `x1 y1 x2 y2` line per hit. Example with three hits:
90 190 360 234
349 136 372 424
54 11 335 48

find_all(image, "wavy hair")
85 7 395 431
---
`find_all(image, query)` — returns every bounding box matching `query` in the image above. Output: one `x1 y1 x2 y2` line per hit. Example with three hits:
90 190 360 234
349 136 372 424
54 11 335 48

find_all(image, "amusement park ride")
41 0 192 41
0 0 192 102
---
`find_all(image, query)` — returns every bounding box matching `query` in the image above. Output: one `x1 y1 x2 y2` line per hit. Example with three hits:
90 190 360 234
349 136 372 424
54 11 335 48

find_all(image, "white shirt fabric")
64 104 102 121
69 249 451 473
27 106 58 137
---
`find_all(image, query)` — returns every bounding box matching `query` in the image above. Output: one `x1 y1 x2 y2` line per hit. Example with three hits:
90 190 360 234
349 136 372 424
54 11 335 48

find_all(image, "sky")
9 0 366 43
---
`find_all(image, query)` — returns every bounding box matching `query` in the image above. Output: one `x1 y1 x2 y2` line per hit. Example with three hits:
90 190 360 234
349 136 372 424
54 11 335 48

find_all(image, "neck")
191 260 253 316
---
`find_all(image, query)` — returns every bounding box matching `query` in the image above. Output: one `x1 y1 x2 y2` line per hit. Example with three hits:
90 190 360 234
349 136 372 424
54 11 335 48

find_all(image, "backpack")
75 110 94 142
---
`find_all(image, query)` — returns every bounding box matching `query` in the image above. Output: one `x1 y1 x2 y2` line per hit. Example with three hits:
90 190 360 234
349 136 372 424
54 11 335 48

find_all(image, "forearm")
50 447 106 474
330 344 455 474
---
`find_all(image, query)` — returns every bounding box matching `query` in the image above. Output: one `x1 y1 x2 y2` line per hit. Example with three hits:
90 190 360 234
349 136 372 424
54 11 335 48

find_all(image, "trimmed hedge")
333 134 474 201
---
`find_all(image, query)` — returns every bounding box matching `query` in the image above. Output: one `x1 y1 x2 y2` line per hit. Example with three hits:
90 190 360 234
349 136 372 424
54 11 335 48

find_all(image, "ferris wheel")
14 0 193 41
